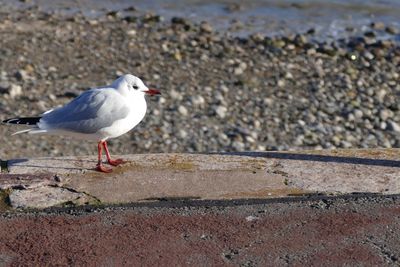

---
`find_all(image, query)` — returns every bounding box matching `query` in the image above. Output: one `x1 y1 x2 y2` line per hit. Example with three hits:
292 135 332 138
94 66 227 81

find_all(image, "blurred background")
0 0 400 159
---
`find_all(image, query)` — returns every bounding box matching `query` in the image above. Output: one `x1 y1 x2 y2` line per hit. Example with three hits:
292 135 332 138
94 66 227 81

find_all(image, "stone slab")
1 149 400 208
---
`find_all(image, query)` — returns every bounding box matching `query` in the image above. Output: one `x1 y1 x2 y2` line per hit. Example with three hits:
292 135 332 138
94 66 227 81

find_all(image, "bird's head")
112 74 160 97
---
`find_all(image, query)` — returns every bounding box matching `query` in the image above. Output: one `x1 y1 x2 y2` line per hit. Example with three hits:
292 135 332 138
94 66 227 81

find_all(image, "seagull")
2 74 160 173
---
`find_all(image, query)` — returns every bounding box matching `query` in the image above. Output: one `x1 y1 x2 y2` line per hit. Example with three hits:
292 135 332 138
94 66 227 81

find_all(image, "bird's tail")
2 117 44 135
2 117 41 125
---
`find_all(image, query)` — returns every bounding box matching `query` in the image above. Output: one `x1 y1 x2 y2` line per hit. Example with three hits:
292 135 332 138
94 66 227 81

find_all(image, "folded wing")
40 88 130 134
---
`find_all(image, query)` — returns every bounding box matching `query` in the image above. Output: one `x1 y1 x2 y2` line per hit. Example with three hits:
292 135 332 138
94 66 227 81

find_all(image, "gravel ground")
0 7 400 159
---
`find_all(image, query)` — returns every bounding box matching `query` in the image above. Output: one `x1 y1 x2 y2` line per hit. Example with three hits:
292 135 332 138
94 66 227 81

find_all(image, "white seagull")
2 74 160 173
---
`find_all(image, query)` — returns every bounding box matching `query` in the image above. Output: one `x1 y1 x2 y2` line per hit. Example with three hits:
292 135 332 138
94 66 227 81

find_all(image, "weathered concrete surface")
0 195 399 266
9 186 97 209
2 149 400 208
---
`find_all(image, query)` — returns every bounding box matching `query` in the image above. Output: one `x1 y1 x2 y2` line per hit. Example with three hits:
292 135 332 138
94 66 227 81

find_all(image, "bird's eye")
132 85 139 90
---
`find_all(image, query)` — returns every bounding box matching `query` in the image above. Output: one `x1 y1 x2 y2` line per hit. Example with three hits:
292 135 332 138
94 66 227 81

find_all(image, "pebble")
387 121 400 133
215 106 228 119
234 67 243 75
126 30 136 36
0 82 9 94
48 66 57 72
178 129 188 138
354 109 363 119
15 70 29 81
385 26 398 35
200 21 213 33
379 109 392 121
220 85 229 93
190 95 205 107
170 90 183 100
263 98 273 106
178 105 188 116
8 84 22 98
232 140 245 151
370 22 385 30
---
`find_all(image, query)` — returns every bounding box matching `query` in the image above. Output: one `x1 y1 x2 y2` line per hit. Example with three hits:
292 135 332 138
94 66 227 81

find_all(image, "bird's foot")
107 158 125 166
96 163 113 173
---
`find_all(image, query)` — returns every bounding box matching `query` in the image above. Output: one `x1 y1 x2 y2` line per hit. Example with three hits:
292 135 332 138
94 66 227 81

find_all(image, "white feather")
12 129 34 135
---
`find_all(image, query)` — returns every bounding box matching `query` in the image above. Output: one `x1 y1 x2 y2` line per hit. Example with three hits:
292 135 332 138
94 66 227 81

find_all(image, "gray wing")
41 88 130 134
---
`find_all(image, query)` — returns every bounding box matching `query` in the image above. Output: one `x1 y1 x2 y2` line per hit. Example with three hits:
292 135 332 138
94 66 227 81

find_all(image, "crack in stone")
0 160 8 173
50 184 102 205
8 184 101 209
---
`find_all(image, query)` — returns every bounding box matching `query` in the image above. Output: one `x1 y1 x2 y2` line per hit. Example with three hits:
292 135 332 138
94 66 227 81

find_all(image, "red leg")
103 141 125 166
96 141 113 173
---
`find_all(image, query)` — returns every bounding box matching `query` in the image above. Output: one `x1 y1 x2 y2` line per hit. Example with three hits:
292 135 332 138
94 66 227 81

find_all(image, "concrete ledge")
1 149 400 209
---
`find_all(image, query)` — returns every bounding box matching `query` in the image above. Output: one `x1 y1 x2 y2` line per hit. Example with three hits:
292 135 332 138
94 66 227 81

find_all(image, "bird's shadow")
5 157 132 173
6 158 94 172
214 151 400 168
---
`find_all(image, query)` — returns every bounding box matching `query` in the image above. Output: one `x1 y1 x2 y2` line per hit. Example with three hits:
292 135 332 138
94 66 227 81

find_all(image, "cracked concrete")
9 185 97 209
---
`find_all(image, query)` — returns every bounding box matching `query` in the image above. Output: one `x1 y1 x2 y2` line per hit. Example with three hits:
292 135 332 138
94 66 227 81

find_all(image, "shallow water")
1 0 400 40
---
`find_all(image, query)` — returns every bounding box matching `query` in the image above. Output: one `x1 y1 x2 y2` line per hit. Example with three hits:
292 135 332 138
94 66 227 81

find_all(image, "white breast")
98 95 147 140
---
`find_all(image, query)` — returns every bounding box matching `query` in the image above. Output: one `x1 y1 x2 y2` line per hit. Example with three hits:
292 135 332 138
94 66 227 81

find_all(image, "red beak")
145 88 161 96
